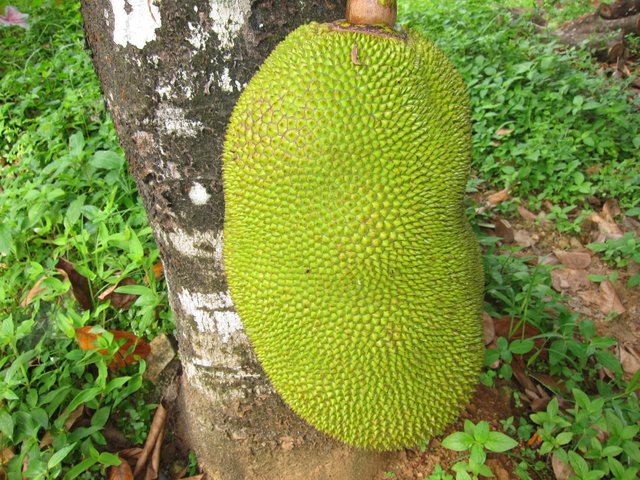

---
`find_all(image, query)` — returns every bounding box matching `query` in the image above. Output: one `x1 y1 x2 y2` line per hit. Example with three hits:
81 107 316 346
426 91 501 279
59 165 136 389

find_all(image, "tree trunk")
555 1 640 62
80 1 397 478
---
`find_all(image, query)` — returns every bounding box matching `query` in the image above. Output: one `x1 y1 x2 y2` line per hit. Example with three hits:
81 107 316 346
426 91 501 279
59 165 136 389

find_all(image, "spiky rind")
223 24 484 451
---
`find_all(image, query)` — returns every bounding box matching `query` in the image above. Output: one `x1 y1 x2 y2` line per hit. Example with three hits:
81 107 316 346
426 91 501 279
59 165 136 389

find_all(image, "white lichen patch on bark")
176 289 238 336
156 104 202 137
187 22 210 50
208 0 251 53
156 69 194 100
159 227 222 265
189 182 211 205
110 0 161 49
219 67 234 92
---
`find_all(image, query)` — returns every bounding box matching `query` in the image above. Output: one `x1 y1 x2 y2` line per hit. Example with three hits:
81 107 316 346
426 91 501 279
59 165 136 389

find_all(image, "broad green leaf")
91 406 111 428
90 150 124 170
48 443 77 470
0 223 13 255
0 409 14 440
509 339 534 355
472 421 490 444
97 451 121 466
442 432 474 452
484 432 518 452
64 387 101 415
63 457 97 480
555 431 573 446
601 445 623 457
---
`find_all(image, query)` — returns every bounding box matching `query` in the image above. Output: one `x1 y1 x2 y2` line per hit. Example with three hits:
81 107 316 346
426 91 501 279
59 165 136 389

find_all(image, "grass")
1 0 639 478
401 0 640 232
1 1 170 478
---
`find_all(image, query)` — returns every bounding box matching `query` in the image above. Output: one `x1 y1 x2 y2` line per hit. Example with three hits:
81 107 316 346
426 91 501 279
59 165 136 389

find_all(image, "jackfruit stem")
346 0 397 27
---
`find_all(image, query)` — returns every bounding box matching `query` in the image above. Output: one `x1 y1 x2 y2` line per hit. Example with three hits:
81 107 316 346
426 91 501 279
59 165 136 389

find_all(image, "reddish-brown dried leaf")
56 258 93 310
527 431 542 448
21 276 48 307
493 317 545 360
529 372 567 395
602 198 621 222
482 312 495 346
553 250 592 269
550 268 590 292
144 423 165 480
493 317 541 343
552 452 575 480
517 205 538 221
588 212 623 241
486 188 510 207
119 448 143 463
144 262 164 284
109 458 133 480
495 128 513 136
514 229 537 248
134 404 167 478
1 447 14 464
64 405 85 431
494 218 514 243
511 356 537 392
619 345 640 377
599 280 625 315
99 277 138 309
75 327 150 369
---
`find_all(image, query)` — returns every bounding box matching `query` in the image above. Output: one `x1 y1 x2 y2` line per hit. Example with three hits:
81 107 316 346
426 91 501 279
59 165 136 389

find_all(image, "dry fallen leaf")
553 250 592 270
108 458 134 480
550 268 590 292
482 312 495 346
134 403 167 478
118 447 143 463
517 205 538 221
40 405 85 449
514 229 537 248
495 128 513 136
588 212 623 241
143 334 176 383
56 258 93 310
598 280 625 315
552 452 575 480
75 327 151 369
494 218 514 243
21 276 48 307
64 405 85 431
602 198 621 222
99 277 138 309
486 188 510 207
144 262 164 284
511 356 537 392
144 421 164 480
619 345 640 377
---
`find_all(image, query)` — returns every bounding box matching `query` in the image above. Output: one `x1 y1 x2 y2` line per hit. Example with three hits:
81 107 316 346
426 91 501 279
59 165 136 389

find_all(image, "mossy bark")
80 0 398 478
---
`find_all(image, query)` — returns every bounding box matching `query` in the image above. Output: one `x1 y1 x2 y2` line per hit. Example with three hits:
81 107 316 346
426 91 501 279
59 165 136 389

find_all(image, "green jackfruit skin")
223 23 484 451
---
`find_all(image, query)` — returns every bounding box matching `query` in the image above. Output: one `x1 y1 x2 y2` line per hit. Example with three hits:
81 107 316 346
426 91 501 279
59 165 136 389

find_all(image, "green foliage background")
1 0 639 478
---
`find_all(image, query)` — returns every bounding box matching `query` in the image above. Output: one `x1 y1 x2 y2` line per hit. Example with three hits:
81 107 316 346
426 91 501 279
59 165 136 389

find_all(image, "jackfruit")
222 21 484 451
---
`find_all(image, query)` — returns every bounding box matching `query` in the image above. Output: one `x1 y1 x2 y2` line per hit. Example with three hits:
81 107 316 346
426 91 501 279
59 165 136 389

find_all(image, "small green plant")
440 420 518 480
531 383 640 480
588 233 640 288
427 465 453 480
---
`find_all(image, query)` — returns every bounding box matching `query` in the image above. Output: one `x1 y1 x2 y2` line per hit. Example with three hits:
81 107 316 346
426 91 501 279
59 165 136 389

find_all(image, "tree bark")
555 2 639 62
80 1 395 478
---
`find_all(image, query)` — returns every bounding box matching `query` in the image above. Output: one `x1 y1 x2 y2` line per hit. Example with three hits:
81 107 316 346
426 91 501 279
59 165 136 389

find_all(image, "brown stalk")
346 0 397 27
